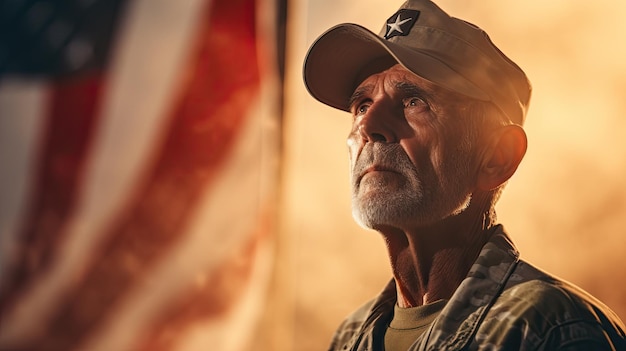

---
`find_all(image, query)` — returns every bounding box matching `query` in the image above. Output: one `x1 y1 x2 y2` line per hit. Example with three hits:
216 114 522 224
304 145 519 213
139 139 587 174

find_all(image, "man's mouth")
358 165 401 184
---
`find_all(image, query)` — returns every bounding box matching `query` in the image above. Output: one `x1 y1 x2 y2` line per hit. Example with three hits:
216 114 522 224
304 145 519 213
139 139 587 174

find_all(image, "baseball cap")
303 0 531 124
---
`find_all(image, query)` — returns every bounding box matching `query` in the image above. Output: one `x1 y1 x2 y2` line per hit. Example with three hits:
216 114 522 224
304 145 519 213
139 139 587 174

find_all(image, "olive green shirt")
328 225 626 351
384 300 446 351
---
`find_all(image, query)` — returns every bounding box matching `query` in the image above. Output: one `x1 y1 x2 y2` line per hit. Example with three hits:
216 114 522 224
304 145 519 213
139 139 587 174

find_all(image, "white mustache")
353 143 417 185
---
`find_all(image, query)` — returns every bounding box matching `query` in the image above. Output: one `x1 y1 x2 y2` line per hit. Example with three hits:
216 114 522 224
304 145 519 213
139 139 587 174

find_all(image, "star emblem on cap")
384 9 420 39
386 15 411 37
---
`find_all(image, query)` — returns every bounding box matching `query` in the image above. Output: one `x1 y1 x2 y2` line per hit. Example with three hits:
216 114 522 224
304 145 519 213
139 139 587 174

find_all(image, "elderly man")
303 1 626 350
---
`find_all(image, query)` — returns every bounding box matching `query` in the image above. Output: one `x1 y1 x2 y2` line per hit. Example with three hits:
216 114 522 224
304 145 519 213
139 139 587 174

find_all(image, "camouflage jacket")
328 225 626 351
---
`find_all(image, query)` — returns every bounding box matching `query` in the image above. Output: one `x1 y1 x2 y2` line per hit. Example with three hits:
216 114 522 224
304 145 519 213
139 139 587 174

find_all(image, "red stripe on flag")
16 0 262 349
132 216 272 351
0 74 105 315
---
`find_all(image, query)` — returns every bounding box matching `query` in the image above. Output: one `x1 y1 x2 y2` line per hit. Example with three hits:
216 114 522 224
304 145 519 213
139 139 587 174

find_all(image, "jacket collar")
416 225 520 350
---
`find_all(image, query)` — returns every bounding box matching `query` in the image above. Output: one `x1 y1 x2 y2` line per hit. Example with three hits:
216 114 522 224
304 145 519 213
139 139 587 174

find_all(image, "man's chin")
351 202 416 230
352 196 475 231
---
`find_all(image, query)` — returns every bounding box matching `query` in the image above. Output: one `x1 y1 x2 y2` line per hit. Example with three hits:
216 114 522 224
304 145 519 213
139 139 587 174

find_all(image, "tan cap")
303 0 531 124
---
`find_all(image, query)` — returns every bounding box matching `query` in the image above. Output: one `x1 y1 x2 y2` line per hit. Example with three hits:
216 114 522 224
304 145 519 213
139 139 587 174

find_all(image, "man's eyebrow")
348 85 373 110
395 81 429 99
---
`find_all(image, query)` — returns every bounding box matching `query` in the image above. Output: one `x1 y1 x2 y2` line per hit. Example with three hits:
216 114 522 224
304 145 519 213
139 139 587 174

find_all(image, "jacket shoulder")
475 263 626 350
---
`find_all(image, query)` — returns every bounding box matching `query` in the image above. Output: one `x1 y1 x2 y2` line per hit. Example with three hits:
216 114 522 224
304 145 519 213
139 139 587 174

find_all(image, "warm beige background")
263 1 626 350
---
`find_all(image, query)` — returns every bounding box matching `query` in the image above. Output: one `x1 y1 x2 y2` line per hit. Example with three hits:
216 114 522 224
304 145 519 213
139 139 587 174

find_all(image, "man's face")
348 64 480 230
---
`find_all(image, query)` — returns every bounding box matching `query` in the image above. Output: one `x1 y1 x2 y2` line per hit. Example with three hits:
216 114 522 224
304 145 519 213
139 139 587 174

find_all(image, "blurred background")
1 0 625 350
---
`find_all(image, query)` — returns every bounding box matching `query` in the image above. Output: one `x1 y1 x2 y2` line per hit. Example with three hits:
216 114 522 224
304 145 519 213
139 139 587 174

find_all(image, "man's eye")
404 97 427 109
356 103 370 115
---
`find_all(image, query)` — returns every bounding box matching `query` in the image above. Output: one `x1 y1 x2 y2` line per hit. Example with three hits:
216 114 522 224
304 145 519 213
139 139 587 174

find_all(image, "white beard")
351 143 473 229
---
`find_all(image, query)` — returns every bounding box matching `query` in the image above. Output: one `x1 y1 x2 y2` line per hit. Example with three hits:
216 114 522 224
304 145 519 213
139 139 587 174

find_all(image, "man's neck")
379 198 496 308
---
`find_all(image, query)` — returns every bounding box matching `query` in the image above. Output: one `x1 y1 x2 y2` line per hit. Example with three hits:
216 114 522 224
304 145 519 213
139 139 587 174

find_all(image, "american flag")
0 0 285 350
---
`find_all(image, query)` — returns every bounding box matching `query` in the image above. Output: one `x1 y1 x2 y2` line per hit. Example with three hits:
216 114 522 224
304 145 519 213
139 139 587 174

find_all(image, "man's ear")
476 125 527 191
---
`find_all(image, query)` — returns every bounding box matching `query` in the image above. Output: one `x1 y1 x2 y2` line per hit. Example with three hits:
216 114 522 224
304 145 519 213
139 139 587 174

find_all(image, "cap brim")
303 23 490 112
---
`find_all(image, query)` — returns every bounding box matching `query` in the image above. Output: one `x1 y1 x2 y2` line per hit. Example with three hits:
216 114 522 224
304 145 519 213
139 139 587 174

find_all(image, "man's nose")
356 101 398 143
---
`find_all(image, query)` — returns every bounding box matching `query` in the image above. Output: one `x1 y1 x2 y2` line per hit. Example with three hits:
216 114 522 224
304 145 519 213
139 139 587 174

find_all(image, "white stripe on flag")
0 80 47 283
